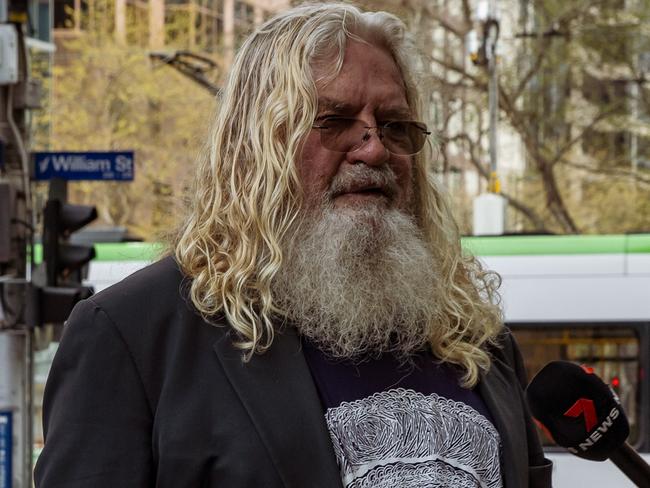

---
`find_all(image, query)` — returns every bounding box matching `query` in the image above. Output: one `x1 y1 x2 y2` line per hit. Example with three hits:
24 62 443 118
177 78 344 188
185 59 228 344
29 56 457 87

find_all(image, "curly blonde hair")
173 2 503 387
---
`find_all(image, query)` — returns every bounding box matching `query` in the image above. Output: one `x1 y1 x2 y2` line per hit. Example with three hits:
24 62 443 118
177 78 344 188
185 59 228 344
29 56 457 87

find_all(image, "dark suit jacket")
35 256 552 488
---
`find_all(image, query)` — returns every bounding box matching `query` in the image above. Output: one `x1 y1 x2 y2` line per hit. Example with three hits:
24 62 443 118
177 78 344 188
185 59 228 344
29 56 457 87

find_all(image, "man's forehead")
317 96 412 119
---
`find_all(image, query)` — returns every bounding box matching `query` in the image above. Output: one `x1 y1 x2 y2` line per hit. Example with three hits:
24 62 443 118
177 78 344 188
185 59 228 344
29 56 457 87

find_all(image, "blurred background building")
52 0 290 57
27 0 650 237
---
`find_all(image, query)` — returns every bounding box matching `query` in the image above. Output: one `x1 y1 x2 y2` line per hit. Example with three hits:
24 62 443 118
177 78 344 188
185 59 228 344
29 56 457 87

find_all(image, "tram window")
509 324 642 448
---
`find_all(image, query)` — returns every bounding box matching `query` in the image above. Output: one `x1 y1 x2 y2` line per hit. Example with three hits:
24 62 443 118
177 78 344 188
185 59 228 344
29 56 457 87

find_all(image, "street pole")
471 0 506 235
486 0 500 193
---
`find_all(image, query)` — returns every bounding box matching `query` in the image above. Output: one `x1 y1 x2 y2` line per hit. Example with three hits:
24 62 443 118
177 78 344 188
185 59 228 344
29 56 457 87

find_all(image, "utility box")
473 192 506 236
0 24 18 85
14 78 43 109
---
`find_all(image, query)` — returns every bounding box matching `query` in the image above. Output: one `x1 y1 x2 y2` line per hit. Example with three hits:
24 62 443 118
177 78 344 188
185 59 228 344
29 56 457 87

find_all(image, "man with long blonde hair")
36 3 552 487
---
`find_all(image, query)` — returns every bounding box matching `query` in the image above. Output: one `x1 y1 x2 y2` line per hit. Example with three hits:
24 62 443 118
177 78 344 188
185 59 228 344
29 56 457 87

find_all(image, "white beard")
273 202 441 361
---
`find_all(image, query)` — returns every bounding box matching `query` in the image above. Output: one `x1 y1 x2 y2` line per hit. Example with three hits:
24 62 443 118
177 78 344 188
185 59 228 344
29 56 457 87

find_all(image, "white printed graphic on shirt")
324 388 502 488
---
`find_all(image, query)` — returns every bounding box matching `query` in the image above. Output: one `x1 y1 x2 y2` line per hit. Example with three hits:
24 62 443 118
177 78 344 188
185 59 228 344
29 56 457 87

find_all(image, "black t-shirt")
302 340 503 488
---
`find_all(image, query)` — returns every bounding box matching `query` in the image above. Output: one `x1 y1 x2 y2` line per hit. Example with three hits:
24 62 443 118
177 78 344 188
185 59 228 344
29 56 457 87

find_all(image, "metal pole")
0 19 37 488
472 0 505 236
486 0 500 193
488 40 498 178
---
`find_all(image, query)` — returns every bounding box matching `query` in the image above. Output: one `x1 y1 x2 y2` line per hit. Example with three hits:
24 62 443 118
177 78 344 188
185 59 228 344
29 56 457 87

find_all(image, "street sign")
33 151 134 181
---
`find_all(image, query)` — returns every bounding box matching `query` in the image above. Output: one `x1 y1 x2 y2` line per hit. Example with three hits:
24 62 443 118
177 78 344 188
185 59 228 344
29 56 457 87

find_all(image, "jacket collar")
213 327 343 488
478 355 529 488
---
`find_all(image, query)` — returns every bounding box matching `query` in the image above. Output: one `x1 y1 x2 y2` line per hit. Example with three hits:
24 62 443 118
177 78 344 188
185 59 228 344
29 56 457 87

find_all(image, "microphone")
526 361 650 487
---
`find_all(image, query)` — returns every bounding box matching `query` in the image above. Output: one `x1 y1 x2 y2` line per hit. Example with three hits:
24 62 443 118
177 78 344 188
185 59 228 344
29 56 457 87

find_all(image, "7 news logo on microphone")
526 361 650 487
563 395 621 455
525 361 629 461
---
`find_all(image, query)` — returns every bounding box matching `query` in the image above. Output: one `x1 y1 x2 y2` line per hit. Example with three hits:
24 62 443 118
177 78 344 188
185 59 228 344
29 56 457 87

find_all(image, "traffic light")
35 198 97 325
43 199 97 286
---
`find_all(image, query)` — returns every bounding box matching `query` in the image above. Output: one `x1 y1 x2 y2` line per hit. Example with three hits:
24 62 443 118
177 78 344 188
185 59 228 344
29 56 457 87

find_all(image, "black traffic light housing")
37 198 97 325
43 199 97 286
27 284 94 326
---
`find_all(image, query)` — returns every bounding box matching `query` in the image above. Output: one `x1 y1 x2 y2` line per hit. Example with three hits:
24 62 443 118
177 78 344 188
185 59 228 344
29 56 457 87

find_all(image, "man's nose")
350 128 389 166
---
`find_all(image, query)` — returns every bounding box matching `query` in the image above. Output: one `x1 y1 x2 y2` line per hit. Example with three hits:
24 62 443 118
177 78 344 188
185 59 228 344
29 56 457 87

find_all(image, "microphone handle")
609 442 650 487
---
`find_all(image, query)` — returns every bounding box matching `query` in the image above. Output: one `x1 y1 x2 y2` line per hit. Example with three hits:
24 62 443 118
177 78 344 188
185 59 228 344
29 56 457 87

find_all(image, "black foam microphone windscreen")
525 360 629 461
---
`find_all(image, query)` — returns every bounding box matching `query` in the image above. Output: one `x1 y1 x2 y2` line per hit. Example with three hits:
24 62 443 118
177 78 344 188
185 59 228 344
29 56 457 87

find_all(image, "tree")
34 0 217 240
357 0 650 234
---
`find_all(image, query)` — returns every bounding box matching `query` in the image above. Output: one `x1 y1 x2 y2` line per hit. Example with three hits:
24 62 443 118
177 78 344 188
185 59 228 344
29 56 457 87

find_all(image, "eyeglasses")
312 117 431 156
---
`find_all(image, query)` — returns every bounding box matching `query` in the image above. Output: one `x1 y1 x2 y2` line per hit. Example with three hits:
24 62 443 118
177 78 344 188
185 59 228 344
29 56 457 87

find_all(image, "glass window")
510 324 644 448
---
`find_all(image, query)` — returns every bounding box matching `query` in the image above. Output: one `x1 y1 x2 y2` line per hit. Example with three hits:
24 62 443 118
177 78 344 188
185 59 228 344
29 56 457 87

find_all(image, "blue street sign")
33 151 135 181
0 411 11 488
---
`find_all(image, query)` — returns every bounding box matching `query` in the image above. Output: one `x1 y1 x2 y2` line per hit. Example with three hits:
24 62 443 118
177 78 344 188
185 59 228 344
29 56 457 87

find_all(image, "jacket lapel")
213 327 343 488
479 357 529 488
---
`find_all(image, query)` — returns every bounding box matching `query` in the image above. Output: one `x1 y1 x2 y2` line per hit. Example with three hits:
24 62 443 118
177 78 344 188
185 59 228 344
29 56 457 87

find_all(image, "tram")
465 233 650 487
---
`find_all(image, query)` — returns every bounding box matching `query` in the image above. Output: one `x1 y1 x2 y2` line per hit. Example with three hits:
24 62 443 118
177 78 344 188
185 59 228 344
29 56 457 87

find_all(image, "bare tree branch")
548 106 621 167
560 159 650 185
425 6 469 39
498 84 579 232
429 77 478 92
511 38 552 103
461 0 472 27
428 54 485 88
443 132 549 231
501 193 550 231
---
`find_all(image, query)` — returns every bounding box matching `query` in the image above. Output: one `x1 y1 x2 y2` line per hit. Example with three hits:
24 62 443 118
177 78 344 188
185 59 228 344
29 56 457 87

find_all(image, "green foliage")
569 179 650 234
34 0 214 240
